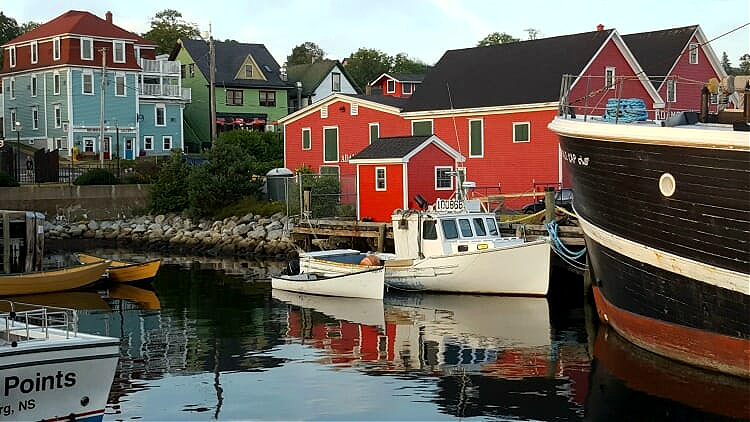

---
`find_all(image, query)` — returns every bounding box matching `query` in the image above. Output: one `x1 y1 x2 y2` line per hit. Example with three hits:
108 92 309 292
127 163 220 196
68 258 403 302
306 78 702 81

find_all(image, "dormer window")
402 83 412 95
30 41 38 64
8 46 16 68
113 41 125 63
386 79 395 93
81 37 93 60
332 72 341 92
689 43 699 64
53 37 61 60
245 64 252 78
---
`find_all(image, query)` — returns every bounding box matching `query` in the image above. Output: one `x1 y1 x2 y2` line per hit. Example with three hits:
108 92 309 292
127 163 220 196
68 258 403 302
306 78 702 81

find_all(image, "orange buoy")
359 255 381 266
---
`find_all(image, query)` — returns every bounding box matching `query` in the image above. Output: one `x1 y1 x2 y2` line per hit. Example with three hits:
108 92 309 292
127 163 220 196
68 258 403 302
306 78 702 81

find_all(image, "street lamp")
14 121 21 182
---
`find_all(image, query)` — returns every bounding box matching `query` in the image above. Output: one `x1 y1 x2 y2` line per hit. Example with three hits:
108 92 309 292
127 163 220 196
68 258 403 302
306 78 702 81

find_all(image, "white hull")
272 289 385 327
0 323 119 422
271 268 385 300
385 239 551 295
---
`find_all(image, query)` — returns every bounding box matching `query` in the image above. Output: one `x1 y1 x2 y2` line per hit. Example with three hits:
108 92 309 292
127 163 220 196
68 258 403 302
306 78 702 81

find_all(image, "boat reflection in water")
591 325 750 420
7 290 111 311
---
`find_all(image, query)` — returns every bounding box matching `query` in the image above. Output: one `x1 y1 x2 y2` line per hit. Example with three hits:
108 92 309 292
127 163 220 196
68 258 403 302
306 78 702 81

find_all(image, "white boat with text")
271 265 385 300
0 300 119 421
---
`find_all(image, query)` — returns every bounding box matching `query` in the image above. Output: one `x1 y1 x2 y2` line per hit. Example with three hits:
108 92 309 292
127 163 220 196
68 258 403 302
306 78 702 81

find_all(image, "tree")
286 42 326 66
0 12 21 67
477 32 520 47
738 54 750 75
391 53 429 74
721 52 733 75
142 9 200 55
344 48 393 89
19 21 40 33
524 28 541 40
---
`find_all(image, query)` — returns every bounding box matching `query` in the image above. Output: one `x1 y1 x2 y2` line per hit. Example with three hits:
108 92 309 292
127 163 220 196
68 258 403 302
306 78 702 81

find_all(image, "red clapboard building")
368 73 425 98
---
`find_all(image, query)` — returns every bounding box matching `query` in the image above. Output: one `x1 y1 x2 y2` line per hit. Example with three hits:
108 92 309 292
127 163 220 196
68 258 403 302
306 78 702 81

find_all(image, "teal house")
0 10 189 159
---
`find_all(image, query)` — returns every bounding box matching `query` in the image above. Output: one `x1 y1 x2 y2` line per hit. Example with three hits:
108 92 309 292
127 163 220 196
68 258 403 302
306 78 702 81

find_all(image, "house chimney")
105 11 112 24
596 24 604 31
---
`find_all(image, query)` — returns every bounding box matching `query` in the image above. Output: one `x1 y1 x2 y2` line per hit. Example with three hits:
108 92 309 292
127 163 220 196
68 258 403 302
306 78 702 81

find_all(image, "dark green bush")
149 152 192 213
217 130 282 175
288 174 341 218
74 168 117 185
0 171 19 187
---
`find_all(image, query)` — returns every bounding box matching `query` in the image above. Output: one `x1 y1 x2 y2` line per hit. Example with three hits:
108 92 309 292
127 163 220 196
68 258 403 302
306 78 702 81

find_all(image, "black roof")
350 136 432 160
348 94 410 109
403 29 614 112
286 60 362 95
388 73 425 82
623 25 698 88
177 38 292 89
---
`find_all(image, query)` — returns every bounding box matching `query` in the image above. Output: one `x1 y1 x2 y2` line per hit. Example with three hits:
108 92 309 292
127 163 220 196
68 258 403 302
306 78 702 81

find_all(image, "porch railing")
140 58 180 75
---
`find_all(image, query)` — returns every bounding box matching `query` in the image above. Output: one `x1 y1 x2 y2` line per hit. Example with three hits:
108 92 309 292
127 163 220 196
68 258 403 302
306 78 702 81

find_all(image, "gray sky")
4 0 749 67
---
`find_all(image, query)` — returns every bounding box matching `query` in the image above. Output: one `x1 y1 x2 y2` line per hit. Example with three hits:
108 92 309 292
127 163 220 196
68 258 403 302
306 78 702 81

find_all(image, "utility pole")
209 23 217 146
99 47 108 167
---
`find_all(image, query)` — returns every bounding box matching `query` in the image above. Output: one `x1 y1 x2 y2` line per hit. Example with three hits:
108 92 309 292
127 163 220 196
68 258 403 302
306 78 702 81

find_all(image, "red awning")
233 118 245 125
250 118 266 125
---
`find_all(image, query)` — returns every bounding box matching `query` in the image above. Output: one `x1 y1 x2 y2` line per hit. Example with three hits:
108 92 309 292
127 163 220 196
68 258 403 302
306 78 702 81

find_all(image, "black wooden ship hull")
549 117 749 378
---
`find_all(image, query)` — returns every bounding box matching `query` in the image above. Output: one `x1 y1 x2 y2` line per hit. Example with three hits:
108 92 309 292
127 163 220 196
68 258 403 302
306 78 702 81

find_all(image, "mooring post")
377 223 386 253
544 186 555 223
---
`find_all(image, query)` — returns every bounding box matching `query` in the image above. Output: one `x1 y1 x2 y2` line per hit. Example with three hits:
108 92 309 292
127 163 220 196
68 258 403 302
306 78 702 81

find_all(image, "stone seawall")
0 184 150 220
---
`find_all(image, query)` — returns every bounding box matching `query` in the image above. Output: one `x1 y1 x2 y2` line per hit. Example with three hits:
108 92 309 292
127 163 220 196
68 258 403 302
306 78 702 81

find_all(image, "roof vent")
596 24 604 31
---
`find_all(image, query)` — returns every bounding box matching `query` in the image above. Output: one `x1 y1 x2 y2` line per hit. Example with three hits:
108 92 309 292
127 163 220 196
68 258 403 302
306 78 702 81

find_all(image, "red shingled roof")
3 10 156 47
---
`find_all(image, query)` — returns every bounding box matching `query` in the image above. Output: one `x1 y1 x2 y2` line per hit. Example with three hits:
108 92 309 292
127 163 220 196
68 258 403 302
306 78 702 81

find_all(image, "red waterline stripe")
44 408 104 421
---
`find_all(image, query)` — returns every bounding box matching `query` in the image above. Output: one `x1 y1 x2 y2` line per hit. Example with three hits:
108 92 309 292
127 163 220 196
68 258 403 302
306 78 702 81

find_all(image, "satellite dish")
707 77 719 94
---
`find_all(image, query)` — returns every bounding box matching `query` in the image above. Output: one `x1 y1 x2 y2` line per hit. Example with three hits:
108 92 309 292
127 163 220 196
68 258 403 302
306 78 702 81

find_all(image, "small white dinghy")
271 266 385 300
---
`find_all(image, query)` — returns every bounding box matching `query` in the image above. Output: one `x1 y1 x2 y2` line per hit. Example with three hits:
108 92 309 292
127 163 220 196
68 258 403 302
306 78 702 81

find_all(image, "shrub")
288 174 341 218
74 168 117 185
0 171 19 187
149 152 192 214
217 130 283 175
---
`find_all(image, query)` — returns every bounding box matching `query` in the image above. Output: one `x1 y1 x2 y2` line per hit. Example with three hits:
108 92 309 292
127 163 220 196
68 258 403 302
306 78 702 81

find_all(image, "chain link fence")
269 173 357 219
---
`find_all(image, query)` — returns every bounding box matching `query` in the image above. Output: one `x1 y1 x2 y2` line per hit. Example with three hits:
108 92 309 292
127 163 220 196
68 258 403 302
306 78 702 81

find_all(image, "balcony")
140 58 180 75
141 84 191 102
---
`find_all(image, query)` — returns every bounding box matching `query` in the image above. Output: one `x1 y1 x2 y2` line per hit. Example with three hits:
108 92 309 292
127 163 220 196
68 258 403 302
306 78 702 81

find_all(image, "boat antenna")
446 82 464 200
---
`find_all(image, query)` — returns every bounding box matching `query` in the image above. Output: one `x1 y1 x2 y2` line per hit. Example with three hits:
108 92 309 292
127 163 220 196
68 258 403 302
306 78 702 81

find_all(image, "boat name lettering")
562 151 589 166
434 199 464 212
4 371 76 397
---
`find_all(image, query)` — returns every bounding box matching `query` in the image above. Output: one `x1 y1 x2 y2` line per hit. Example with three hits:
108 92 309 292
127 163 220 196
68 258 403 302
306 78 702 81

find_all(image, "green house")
171 39 293 151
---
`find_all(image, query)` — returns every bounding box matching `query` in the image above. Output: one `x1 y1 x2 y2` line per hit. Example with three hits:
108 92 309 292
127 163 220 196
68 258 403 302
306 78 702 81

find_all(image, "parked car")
522 188 574 214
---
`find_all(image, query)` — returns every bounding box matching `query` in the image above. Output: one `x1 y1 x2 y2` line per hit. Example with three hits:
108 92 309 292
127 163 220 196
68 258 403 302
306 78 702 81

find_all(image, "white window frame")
435 166 454 191
9 77 15 99
54 104 61 128
301 127 311 150
468 118 483 158
320 105 328 119
513 122 531 143
332 72 341 92
155 104 166 126
31 106 38 130
113 41 125 63
666 79 677 103
144 135 154 150
53 71 61 95
82 71 94 95
402 83 412 95
53 37 61 61
368 122 379 144
411 119 433 136
322 126 338 164
80 37 93 61
115 73 126 97
605 66 616 90
386 79 395 93
350 103 358 116
375 167 387 191
688 43 699 65
10 110 17 129
30 41 38 64
8 46 16 68
245 64 252 78
163 135 172 150
83 137 96 152
30 74 37 97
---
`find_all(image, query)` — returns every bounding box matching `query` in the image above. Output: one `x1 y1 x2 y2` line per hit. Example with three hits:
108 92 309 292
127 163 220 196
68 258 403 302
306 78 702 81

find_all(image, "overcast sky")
4 0 749 67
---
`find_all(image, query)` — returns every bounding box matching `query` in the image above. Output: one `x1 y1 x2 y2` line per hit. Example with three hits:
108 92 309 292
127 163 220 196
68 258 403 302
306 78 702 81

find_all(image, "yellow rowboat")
0 260 110 296
76 253 161 283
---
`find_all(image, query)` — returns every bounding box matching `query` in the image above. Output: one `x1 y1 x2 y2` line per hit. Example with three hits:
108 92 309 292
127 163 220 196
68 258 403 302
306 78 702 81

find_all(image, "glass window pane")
441 219 458 240
412 121 432 136
324 128 338 162
423 220 437 240
470 120 482 156
458 219 473 237
514 123 529 142
485 218 499 236
472 218 486 236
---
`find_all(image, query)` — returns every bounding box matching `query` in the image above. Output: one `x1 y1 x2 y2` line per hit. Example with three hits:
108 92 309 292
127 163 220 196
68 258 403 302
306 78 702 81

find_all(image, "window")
369 123 379 144
320 166 339 179
350 103 358 115
53 72 61 95
666 79 676 103
321 106 328 118
10 110 16 129
226 89 243 105
422 220 438 240
30 41 38 64
81 37 93 60
9 78 15 98
302 128 311 150
485 218 498 236
402 83 412 95
472 218 487 236
323 127 338 163
259 91 276 107
441 219 459 240
332 72 341 92
458 219 473 237
469 119 483 157
84 137 95 152
689 43 699 64
412 120 433 136
155 104 166 126
188 63 195 77
82 72 93 94
54 104 61 128
32 106 38 130
31 74 37 97
435 166 453 190
386 79 395 93
144 136 153 150
115 73 126 96
163 136 172 150
605 66 615 90
245 64 253 78
8 46 16 67
375 167 386 191
513 122 530 143
113 41 125 63
53 37 60 60
180 65 186 78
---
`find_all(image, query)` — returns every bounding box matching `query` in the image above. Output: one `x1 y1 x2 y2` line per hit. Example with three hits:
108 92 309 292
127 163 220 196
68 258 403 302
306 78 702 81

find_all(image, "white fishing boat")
0 300 119 422
271 266 385 300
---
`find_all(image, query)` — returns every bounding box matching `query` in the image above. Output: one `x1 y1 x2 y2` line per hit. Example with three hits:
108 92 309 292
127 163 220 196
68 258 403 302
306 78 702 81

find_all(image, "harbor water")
26 251 750 421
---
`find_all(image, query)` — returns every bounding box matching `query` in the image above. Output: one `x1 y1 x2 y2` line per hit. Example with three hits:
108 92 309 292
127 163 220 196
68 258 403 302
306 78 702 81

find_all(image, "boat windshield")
423 220 437 240
458 219 473 237
485 217 499 236
473 218 487 236
441 219 459 239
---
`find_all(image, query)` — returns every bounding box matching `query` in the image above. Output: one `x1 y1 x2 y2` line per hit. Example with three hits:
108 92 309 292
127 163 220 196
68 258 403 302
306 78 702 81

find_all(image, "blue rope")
545 221 587 260
601 98 648 122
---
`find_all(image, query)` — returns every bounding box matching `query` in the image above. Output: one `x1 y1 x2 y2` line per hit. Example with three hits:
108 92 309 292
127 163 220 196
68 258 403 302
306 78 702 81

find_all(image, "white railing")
1 300 78 342
141 83 184 98
140 58 180 75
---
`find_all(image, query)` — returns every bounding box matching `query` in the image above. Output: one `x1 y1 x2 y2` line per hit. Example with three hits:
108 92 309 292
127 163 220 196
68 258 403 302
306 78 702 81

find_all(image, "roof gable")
287 60 362 95
403 30 614 112
623 25 698 88
233 54 268 81
370 72 425 86
350 135 464 163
